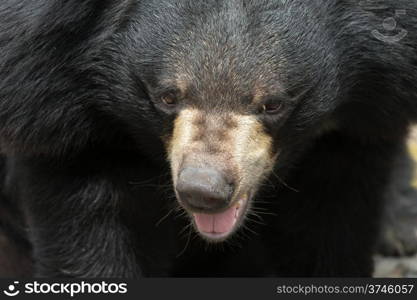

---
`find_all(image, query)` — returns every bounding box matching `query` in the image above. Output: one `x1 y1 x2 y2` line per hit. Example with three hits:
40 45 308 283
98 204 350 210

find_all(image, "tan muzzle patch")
167 109 276 200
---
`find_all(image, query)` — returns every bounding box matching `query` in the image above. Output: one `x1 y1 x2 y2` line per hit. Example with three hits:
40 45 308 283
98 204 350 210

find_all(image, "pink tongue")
194 205 237 234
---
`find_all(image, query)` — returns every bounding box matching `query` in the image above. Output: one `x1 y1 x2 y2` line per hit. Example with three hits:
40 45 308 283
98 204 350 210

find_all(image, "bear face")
95 0 346 242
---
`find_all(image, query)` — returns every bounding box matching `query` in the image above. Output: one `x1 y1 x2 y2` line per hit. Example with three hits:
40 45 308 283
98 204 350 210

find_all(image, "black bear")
0 0 417 277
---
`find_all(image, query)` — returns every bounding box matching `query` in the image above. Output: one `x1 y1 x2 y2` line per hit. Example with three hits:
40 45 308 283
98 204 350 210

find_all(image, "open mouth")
191 196 249 242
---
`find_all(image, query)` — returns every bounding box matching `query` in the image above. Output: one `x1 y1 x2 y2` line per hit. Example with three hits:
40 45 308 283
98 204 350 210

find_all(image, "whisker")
271 171 299 192
250 209 278 217
179 223 193 236
246 217 266 226
247 212 266 223
241 223 259 236
176 225 193 258
174 209 188 219
155 207 176 227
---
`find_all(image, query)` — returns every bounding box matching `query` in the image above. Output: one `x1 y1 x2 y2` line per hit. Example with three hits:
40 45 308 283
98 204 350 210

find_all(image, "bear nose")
176 167 233 212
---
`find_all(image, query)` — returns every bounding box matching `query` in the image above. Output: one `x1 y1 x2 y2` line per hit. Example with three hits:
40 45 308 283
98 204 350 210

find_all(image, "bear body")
1 0 417 277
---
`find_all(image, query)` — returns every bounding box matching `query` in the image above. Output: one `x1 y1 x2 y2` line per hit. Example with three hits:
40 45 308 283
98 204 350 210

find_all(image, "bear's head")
122 0 341 242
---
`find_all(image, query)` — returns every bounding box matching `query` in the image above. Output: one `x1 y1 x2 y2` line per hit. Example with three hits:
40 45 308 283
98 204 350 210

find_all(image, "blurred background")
374 127 417 277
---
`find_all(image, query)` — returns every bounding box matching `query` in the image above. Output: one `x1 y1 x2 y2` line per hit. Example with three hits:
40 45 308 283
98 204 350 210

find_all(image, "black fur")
0 0 417 277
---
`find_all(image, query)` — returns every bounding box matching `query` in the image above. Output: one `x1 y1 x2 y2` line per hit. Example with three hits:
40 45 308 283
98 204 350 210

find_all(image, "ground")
374 255 417 277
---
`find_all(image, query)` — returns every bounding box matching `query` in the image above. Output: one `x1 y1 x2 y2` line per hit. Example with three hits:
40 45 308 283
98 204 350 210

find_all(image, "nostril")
176 167 233 211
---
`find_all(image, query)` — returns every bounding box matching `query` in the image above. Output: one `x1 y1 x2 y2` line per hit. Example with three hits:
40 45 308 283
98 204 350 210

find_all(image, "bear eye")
153 89 181 113
161 93 177 107
261 101 282 115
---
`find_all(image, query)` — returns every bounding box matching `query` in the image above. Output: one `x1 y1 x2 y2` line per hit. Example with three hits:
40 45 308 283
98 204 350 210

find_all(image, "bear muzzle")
175 166 249 241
